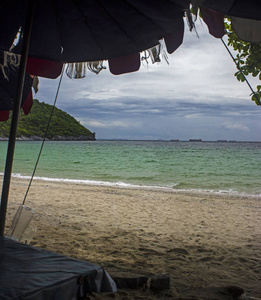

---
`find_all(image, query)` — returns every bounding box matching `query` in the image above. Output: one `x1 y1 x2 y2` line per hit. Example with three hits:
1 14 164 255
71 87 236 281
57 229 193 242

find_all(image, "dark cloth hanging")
0 50 33 120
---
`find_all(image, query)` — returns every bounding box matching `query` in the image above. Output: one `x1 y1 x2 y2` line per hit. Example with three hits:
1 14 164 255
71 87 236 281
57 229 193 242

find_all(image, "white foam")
9 173 168 190
1 173 259 197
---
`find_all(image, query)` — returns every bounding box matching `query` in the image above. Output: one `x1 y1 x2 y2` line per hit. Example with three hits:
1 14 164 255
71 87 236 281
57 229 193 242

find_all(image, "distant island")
0 99 95 141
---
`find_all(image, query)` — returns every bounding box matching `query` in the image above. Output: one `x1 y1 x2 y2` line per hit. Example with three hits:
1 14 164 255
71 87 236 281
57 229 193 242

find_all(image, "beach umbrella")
0 0 261 236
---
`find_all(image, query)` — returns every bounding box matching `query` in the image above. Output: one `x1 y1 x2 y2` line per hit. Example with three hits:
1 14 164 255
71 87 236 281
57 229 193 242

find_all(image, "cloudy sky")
36 21 261 141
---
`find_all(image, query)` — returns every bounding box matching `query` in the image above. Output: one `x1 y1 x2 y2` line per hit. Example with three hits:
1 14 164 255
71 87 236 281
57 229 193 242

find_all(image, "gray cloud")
35 22 261 141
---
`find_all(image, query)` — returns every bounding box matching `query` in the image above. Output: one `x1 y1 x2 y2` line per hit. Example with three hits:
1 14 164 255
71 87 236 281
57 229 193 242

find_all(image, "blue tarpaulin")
0 237 116 300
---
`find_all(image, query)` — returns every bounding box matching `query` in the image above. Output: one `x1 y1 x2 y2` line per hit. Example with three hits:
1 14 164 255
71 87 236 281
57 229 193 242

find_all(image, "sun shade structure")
0 0 189 63
0 237 116 300
0 0 260 73
0 51 34 121
0 0 260 81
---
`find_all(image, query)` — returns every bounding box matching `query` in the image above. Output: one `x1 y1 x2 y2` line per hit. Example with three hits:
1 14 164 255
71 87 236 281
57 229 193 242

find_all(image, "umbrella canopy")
1 1 261 65
0 0 260 79
0 0 190 63
0 0 261 236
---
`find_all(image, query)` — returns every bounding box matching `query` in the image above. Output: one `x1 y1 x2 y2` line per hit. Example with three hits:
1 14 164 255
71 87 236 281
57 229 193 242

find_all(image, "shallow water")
0 140 260 195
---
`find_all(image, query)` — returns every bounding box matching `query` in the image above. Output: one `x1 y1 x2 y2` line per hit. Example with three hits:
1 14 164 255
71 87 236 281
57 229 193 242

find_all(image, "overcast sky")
36 22 261 141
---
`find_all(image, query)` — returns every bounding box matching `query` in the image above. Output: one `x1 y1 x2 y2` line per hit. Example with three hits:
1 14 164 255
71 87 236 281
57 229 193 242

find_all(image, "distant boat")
217 140 227 142
170 139 179 142
189 139 202 142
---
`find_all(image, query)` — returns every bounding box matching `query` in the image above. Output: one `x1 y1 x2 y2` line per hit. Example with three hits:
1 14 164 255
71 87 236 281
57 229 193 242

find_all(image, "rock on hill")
0 99 95 141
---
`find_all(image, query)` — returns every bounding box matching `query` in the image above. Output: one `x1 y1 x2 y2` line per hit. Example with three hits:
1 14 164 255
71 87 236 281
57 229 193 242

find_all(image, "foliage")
0 99 95 139
191 3 261 106
224 20 261 106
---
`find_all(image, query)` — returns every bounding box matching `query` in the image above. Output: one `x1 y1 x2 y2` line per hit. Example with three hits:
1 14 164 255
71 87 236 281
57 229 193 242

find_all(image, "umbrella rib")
124 0 184 35
71 1 105 59
95 0 141 47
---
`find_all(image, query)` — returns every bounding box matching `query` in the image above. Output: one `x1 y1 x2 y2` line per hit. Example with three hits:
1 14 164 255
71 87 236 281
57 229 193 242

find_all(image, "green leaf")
221 19 261 106
252 69 259 77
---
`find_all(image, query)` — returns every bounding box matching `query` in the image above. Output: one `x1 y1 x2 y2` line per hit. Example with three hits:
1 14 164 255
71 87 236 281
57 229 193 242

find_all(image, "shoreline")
2 178 261 299
1 174 261 198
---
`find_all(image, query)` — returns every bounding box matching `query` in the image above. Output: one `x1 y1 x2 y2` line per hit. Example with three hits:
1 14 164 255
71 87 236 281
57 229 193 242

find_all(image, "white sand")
3 177 261 299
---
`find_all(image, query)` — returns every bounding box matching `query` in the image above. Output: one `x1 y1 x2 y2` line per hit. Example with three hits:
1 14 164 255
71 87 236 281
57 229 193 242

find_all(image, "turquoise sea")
0 140 260 196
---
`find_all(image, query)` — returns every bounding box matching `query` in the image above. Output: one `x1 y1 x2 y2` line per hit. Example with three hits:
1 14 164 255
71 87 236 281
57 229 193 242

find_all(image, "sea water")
0 140 260 196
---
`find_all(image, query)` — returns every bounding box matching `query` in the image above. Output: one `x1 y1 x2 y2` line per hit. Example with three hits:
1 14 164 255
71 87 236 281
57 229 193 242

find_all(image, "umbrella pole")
0 0 35 237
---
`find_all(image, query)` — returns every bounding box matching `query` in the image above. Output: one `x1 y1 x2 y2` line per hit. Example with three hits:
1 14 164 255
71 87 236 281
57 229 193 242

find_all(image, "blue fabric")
0 237 116 300
0 51 33 111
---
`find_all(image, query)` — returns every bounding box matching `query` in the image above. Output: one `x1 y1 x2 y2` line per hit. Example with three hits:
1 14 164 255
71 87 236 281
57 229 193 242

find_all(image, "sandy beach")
3 177 261 299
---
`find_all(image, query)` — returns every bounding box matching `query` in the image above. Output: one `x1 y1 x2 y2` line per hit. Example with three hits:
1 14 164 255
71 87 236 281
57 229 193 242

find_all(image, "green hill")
0 99 95 140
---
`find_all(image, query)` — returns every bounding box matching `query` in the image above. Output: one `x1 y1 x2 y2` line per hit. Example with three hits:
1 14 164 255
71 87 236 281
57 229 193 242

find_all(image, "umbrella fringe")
67 43 170 79
184 8 199 38
67 42 172 78
66 61 106 78
142 41 169 65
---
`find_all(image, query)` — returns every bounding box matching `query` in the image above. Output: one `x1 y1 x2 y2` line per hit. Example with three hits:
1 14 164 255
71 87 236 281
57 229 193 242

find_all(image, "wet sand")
3 177 261 299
